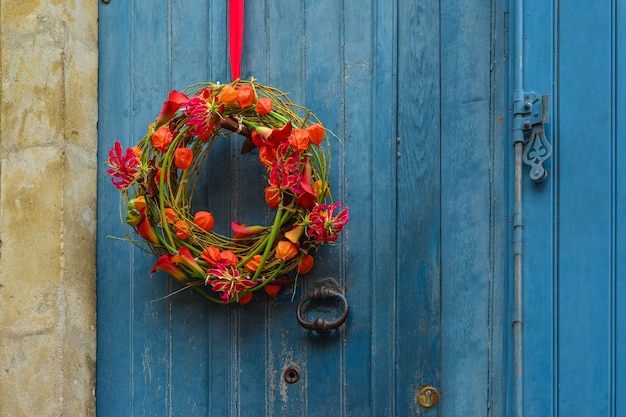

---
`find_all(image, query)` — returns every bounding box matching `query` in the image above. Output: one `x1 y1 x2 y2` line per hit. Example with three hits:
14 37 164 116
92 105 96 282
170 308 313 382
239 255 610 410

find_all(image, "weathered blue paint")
519 0 626 416
97 1 507 416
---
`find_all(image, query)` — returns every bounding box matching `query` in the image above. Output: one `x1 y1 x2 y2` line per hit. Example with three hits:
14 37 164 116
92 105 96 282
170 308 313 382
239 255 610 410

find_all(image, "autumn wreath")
106 79 349 304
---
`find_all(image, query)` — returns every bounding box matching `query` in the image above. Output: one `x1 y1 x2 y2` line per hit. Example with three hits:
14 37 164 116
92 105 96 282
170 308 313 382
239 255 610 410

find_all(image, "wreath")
106 79 349 304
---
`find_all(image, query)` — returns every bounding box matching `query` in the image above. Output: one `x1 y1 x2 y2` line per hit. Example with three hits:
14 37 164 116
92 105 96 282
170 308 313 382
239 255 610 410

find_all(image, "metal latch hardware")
513 90 552 182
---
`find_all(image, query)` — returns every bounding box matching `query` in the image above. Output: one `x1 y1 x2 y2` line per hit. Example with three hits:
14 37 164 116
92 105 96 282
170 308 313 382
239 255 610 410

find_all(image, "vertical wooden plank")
486 2 509 416
342 0 376 415
303 0 346 415
265 2 308 416
96 1 133 415
396 0 441 415
370 0 399 415
616 6 626 417
169 2 212 416
439 0 492 414
520 0 558 414
557 2 614 416
130 1 173 415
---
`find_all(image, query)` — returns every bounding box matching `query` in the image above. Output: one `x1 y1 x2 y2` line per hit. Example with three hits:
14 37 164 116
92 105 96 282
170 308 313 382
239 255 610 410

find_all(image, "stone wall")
0 1 98 416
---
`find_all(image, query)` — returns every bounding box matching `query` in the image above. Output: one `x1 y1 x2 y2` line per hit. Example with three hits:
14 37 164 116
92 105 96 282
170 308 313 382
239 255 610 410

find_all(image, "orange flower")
201 246 221 266
131 146 143 159
219 250 239 266
264 186 281 210
306 123 325 146
244 254 263 273
275 240 298 261
259 146 276 168
264 284 282 298
288 128 310 151
152 125 174 152
236 85 255 108
129 196 147 212
256 97 273 115
200 246 238 266
238 292 253 305
297 254 315 275
174 147 193 170
193 211 214 232
174 220 190 240
163 208 178 224
218 85 237 103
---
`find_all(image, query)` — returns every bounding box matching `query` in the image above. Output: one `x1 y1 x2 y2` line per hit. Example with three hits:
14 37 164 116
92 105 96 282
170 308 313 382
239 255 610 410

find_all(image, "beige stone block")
0 146 64 333
0 331 63 417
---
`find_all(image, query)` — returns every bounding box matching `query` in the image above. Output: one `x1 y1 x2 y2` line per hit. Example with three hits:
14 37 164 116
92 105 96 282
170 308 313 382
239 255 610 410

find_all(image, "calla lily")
151 254 188 284
137 215 160 245
284 225 304 243
255 120 292 148
171 246 205 277
231 222 267 238
156 90 189 126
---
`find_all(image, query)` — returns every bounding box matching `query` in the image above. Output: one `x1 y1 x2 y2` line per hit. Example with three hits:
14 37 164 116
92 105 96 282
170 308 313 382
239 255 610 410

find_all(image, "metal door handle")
296 279 349 335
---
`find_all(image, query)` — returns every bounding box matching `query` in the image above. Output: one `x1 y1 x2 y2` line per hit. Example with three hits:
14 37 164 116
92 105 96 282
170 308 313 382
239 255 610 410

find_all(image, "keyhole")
283 366 300 384
423 389 433 406
417 384 440 408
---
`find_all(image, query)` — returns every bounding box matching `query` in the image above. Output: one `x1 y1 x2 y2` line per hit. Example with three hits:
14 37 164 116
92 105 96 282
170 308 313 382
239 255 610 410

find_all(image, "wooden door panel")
97 1 503 416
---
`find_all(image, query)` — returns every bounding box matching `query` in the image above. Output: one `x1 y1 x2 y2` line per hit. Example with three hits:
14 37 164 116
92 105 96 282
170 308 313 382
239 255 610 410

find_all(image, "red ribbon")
229 0 244 80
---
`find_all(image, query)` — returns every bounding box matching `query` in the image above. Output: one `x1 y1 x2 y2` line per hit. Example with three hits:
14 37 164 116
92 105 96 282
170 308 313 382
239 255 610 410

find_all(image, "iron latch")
513 90 552 182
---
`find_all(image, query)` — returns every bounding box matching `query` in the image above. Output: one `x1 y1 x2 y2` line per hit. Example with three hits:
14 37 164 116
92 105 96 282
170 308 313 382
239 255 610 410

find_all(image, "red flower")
137 212 160 245
255 97 273 115
151 254 188 284
185 88 219 140
107 141 141 190
259 145 275 168
156 90 189 126
264 186 281 210
152 125 174 152
307 202 350 243
206 264 257 304
255 121 292 148
236 85 255 108
170 246 205 277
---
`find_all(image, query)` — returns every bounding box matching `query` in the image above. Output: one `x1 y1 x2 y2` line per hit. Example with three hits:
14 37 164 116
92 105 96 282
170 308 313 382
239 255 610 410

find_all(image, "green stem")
251 206 284 281
158 127 190 252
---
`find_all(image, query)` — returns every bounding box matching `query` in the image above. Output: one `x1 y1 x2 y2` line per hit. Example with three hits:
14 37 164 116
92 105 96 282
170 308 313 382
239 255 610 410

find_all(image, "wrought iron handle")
296 280 349 335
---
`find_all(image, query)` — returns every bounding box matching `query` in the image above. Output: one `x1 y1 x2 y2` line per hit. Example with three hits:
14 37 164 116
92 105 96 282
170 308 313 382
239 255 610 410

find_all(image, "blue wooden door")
97 0 506 416
520 0 626 416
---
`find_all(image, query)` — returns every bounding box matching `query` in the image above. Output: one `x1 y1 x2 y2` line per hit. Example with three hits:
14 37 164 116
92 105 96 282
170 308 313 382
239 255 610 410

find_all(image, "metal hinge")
513 89 552 182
